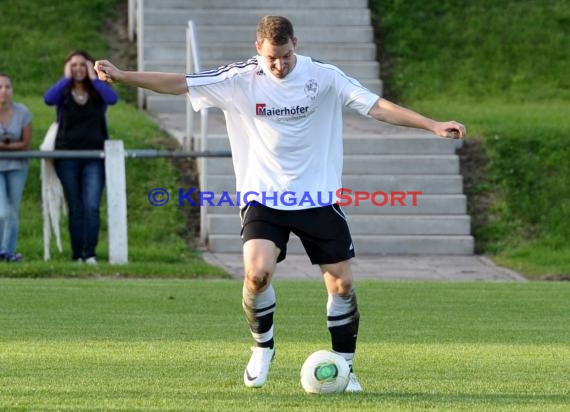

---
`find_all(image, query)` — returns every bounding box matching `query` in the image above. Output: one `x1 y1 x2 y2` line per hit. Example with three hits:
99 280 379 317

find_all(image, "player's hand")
94 60 120 84
433 121 466 139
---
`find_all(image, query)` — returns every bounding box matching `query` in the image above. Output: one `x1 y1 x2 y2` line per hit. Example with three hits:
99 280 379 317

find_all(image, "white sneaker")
243 346 275 388
85 257 97 265
345 372 363 393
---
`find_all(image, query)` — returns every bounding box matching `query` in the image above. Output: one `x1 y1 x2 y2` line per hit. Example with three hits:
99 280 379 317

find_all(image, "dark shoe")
5 253 23 262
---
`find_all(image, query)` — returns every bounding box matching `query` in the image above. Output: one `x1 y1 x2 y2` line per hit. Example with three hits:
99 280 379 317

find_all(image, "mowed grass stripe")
0 279 568 411
1 341 568 410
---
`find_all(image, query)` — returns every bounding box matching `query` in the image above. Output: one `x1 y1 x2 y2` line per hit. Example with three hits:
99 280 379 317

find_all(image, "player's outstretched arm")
368 98 466 139
94 60 188 95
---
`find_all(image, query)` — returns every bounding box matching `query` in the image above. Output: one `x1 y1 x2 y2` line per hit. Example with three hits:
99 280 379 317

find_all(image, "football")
300 350 350 394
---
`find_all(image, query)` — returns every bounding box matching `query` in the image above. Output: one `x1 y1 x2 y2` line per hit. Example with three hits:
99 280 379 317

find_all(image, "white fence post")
104 140 128 264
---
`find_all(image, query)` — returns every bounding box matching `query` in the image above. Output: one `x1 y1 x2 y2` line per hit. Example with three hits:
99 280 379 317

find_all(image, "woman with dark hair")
44 50 118 263
0 72 33 262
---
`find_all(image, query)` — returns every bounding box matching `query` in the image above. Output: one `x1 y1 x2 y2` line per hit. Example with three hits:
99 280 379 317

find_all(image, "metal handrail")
186 19 211 246
186 20 208 151
128 0 136 42
136 0 145 108
0 150 230 159
185 21 195 151
0 146 230 263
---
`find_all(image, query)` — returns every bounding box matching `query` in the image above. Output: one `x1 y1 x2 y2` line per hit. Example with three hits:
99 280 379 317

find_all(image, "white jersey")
186 54 380 210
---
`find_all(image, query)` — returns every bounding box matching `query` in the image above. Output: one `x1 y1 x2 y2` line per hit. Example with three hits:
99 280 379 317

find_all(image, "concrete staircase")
139 0 474 255
141 0 382 114
203 113 473 255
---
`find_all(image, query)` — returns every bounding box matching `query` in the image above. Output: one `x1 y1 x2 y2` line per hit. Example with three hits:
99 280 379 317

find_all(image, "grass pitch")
0 279 568 411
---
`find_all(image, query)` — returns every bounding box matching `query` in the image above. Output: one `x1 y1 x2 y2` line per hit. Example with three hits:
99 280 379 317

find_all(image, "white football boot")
345 372 363 393
243 346 275 388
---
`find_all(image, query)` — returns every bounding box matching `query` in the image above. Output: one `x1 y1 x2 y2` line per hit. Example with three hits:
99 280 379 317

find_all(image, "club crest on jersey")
304 79 318 100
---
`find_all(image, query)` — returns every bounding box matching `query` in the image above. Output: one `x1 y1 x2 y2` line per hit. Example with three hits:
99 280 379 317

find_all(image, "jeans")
55 159 105 260
0 168 28 255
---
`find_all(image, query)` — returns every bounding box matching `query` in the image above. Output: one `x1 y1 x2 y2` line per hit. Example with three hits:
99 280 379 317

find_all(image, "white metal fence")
0 143 229 264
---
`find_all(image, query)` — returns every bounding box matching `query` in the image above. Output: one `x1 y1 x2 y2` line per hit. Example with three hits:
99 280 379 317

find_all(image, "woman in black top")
44 50 118 263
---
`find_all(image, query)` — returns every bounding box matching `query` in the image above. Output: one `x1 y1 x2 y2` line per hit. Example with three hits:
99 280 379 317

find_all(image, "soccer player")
95 15 465 392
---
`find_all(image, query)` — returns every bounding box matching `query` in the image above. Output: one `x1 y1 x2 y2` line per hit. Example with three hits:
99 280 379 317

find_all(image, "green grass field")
1 3 569 410
1 279 568 411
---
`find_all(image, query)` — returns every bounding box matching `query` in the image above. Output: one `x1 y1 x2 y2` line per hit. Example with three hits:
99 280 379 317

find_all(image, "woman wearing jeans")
0 73 33 262
44 50 118 263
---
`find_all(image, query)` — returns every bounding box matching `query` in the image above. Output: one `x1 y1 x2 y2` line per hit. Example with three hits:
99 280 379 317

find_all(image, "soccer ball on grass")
300 350 350 394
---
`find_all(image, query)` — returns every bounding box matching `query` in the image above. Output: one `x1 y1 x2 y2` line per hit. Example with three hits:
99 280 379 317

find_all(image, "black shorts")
240 202 355 265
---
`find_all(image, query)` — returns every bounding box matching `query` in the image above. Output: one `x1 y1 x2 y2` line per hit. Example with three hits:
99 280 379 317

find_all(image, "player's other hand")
433 121 466 139
94 60 120 83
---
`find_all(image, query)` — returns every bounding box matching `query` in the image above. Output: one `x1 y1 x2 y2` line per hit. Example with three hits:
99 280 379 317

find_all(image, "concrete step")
149 113 458 149
144 9 371 26
143 25 374 44
208 234 474 255
144 0 368 9
204 134 458 154
204 155 459 175
145 95 189 114
208 214 471 235
144 42 377 62
205 174 463 195
190 194 467 215
342 136 459 154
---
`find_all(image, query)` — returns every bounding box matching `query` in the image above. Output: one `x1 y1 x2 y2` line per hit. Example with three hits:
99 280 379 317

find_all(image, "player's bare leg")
242 239 279 388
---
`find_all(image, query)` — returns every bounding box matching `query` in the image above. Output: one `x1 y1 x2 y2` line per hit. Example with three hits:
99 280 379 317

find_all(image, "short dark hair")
256 16 294 45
